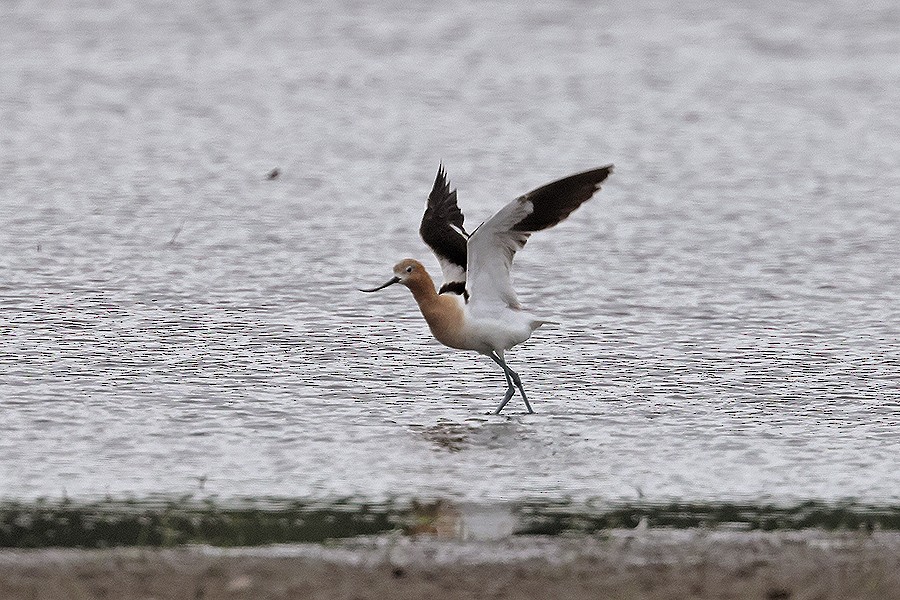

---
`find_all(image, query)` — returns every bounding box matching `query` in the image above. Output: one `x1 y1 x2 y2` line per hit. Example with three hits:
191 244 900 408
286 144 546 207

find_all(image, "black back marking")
439 281 469 300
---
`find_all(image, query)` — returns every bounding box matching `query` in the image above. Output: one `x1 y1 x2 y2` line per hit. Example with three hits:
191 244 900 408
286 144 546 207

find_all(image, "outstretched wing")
419 165 469 294
467 165 613 311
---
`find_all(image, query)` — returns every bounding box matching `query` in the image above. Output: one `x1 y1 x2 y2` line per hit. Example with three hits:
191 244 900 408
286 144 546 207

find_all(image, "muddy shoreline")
2 530 899 599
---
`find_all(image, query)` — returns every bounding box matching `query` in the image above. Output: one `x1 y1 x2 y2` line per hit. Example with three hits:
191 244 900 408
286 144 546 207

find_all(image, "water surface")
0 0 898 505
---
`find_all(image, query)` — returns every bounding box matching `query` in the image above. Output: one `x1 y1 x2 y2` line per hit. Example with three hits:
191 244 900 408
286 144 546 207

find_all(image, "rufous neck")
405 271 439 308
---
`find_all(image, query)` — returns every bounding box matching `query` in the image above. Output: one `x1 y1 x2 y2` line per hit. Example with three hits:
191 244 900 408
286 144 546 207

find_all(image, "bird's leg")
489 351 534 414
503 369 514 390
508 369 533 414
494 384 517 415
489 351 516 414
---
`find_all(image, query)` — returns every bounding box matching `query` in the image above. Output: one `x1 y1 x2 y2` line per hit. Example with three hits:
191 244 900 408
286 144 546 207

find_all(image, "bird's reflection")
411 419 532 453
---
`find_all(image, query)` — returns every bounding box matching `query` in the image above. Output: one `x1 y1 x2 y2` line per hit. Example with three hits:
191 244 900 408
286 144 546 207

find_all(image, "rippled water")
1 0 898 505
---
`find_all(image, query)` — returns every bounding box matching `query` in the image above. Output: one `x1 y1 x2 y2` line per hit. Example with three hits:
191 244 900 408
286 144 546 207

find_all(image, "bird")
361 164 614 414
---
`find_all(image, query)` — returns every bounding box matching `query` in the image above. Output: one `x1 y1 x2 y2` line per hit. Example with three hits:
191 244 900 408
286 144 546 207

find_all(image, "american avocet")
362 164 613 414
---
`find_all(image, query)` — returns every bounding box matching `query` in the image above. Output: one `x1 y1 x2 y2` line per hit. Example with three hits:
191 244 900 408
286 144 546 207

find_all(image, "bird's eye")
405 266 413 273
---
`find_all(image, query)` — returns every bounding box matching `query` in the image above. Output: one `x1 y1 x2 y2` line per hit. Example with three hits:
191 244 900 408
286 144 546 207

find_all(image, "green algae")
1 498 897 548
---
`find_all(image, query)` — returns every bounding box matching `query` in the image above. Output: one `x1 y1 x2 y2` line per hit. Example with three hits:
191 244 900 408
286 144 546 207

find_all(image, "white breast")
461 305 540 354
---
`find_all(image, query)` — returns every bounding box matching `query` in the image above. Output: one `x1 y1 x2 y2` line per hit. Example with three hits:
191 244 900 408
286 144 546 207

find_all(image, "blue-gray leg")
489 351 534 414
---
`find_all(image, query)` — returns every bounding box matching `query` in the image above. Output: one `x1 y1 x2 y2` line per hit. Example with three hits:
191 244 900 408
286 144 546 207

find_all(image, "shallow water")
1 0 898 506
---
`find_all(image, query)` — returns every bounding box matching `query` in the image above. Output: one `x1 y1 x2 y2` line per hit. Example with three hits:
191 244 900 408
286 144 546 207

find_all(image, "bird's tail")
531 319 560 330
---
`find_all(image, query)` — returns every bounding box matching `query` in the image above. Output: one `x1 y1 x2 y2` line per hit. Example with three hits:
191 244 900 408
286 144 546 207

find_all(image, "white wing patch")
466 197 533 311
436 256 467 287
442 164 612 309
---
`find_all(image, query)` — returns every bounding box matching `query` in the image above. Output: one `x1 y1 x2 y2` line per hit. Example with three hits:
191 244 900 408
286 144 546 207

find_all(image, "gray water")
1 0 898 506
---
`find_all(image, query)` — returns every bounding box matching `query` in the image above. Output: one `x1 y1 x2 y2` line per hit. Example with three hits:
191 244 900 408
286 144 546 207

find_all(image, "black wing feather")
513 165 613 232
419 165 468 270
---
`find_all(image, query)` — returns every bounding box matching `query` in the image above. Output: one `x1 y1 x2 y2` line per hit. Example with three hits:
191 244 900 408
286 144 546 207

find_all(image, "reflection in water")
412 420 534 453
413 422 472 453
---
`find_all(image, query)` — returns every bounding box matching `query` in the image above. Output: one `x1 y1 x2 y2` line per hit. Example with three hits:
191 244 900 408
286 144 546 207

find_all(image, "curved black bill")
359 276 400 292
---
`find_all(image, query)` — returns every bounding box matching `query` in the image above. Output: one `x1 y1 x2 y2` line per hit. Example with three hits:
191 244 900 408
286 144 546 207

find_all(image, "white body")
448 293 543 355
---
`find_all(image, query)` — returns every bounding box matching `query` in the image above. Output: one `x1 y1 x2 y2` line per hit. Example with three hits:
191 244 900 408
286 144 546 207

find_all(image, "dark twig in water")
168 221 185 246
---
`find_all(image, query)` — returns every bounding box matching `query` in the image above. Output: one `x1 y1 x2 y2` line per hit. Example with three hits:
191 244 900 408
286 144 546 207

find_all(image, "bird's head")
359 258 427 292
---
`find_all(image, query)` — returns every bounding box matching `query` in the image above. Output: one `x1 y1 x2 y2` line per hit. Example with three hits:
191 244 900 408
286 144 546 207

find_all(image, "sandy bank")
2 529 899 599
